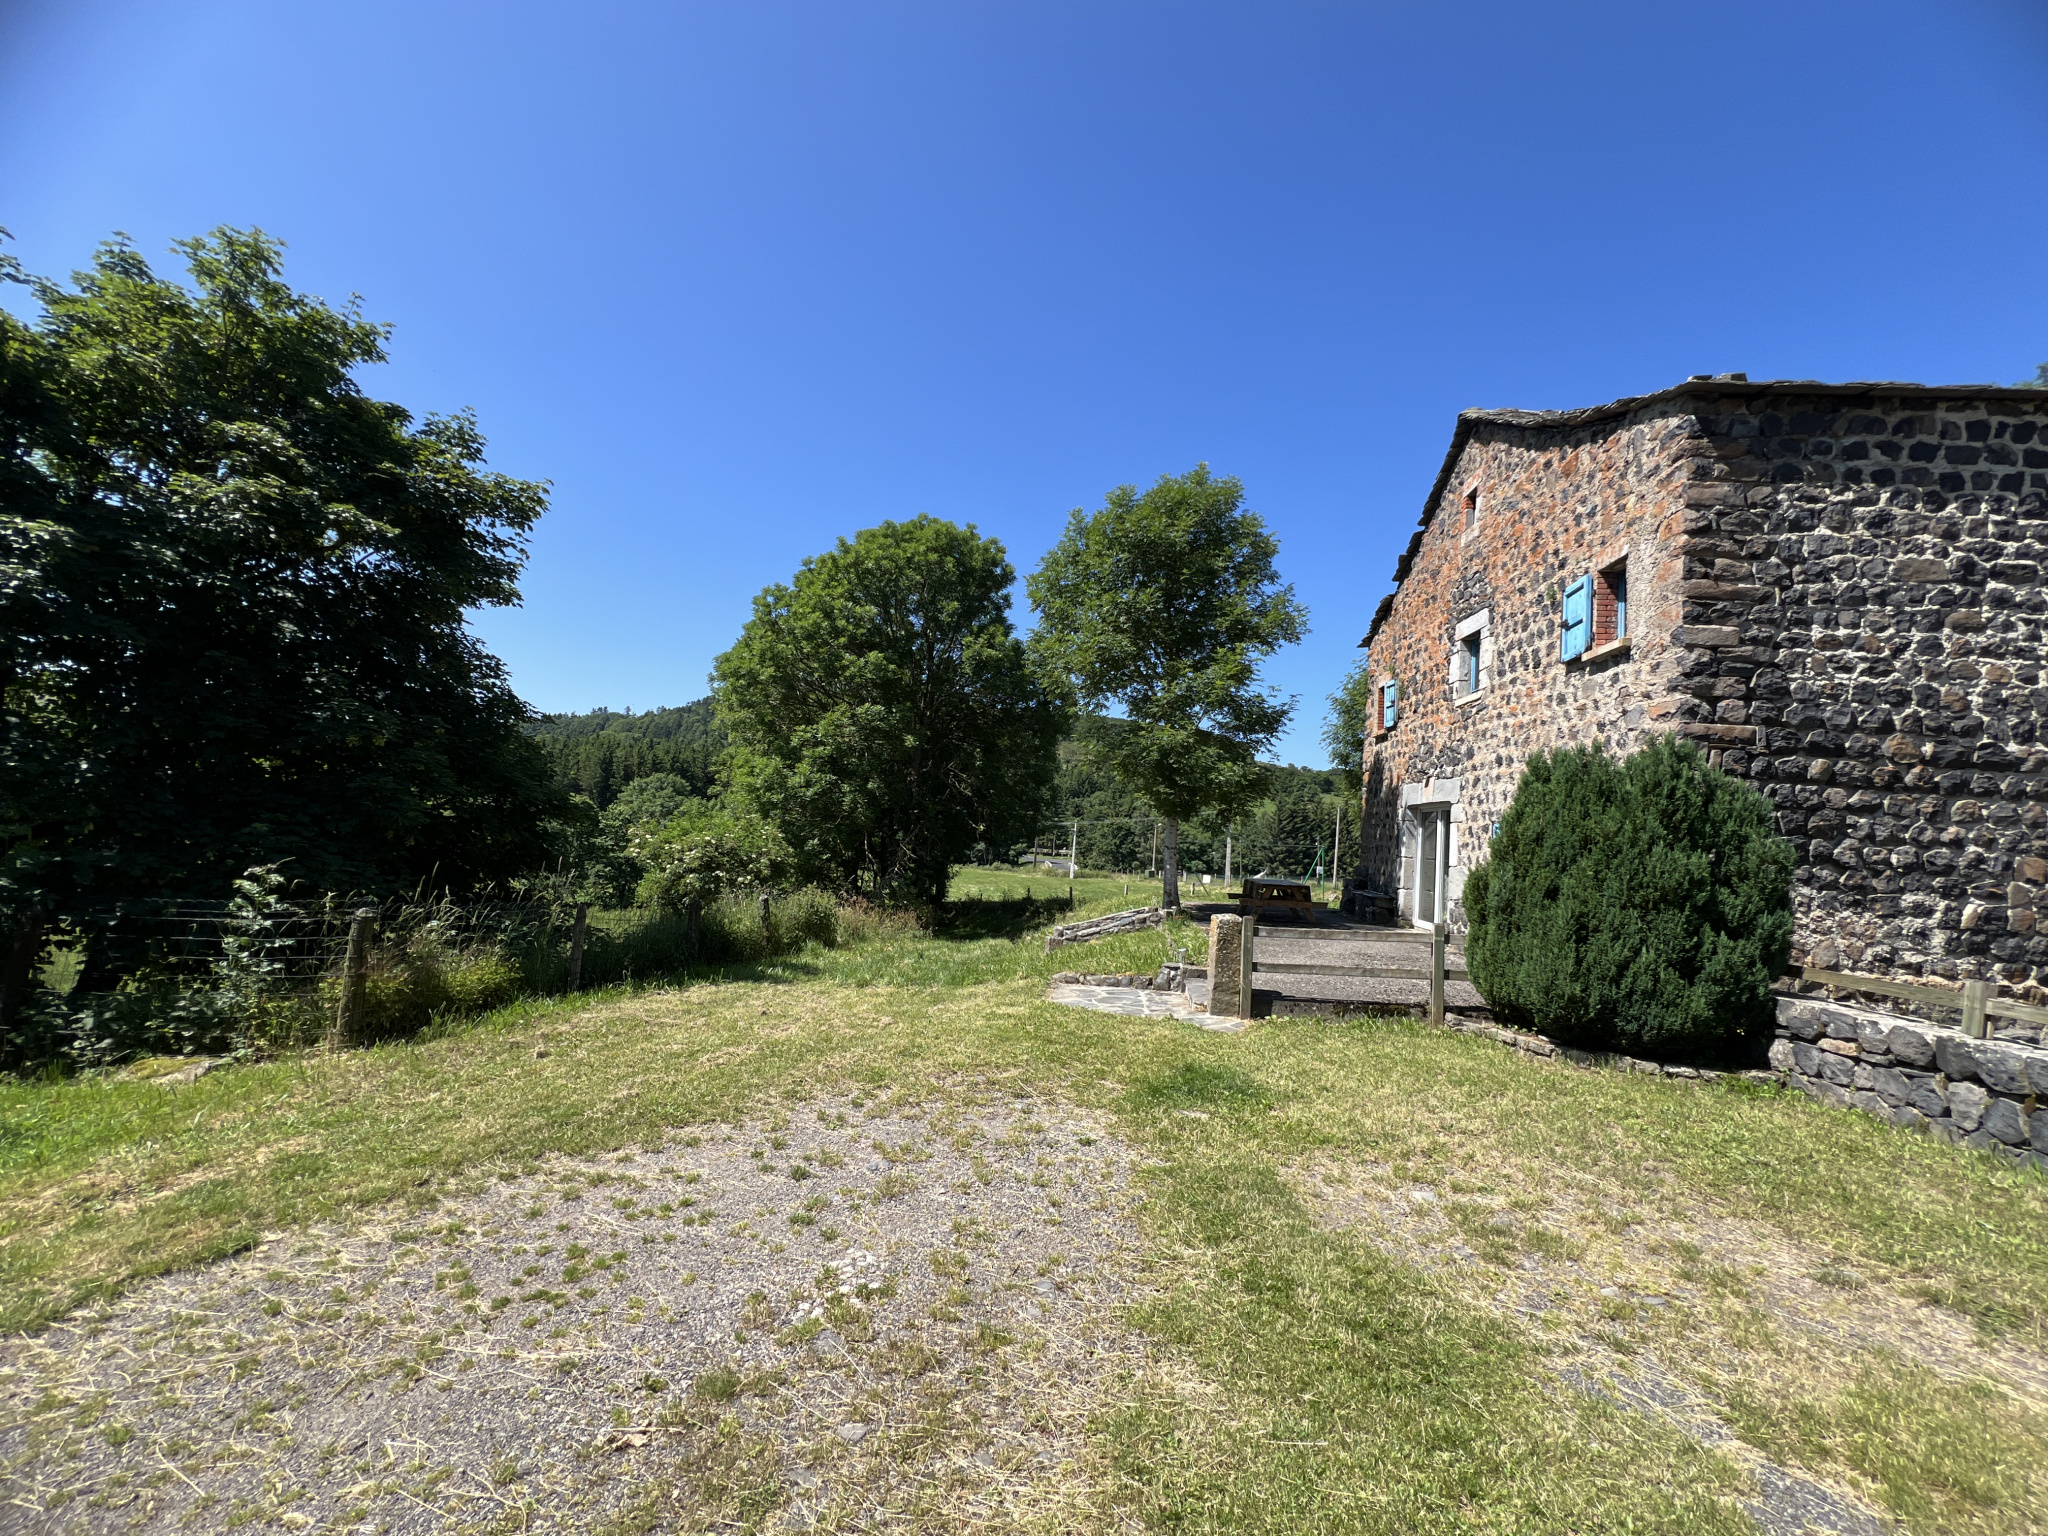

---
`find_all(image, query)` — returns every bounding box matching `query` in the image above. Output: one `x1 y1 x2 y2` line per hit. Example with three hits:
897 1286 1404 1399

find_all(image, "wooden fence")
1229 920 2048 1040
1244 920 1465 1023
1796 966 2048 1040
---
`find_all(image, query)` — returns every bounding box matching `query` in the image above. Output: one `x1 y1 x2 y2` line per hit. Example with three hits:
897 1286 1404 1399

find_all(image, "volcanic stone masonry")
1773 993 2048 1171
1355 377 2048 995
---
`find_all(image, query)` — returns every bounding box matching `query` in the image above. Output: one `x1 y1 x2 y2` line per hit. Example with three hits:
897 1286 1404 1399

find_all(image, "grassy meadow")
2 882 2044 1533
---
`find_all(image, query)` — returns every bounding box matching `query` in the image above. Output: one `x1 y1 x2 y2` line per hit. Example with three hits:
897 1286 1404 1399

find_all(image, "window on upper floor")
1562 555 1630 661
1593 558 1628 646
1451 609 1491 698
1461 486 1480 534
1378 678 1400 730
1561 575 1591 660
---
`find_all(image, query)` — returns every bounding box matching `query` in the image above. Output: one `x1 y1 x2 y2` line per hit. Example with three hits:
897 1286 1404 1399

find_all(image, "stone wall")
1670 389 2048 990
1358 401 1697 925
1356 382 2048 998
1773 993 2048 1170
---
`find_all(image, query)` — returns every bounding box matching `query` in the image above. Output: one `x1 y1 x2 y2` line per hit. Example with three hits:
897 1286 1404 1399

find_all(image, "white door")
1414 809 1449 925
1416 811 1439 925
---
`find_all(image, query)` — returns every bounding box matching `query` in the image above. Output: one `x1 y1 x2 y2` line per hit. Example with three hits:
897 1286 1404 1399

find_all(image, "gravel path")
0 1100 1147 1534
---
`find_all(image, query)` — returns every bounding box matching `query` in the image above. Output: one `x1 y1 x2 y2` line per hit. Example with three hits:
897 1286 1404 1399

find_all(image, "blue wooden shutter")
1561 575 1592 660
1382 679 1399 728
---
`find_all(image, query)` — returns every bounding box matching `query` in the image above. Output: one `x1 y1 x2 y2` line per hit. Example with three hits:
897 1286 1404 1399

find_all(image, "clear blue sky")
5 1 2047 765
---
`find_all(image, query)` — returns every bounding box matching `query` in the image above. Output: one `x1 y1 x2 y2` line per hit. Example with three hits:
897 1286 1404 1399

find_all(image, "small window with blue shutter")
1560 574 1592 660
1380 678 1399 729
1591 558 1629 646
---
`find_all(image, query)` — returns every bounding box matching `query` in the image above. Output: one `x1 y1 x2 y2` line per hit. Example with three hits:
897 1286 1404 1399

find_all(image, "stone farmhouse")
1351 376 2048 992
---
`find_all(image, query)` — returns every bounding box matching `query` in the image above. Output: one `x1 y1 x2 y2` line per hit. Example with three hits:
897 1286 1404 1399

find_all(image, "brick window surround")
1591 559 1627 647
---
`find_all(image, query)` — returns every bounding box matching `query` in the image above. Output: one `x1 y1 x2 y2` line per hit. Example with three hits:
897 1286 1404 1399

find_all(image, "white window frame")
1450 608 1492 700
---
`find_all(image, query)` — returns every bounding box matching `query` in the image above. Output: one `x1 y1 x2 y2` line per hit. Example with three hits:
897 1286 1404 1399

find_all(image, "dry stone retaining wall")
1772 993 2048 1171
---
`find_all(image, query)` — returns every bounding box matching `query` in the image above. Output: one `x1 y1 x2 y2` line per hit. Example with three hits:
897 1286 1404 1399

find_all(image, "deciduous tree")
712 516 1061 903
0 229 568 1019
1321 656 1375 798
1027 465 1305 907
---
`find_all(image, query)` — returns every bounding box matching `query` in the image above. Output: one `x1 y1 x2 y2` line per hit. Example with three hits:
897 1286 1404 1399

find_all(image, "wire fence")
49 892 587 998
10 881 864 1073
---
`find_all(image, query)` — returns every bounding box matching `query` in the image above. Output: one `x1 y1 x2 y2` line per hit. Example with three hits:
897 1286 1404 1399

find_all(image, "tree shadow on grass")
931 896 1075 943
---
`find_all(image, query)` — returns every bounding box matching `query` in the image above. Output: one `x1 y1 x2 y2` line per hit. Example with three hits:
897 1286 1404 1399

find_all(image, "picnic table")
1229 875 1321 923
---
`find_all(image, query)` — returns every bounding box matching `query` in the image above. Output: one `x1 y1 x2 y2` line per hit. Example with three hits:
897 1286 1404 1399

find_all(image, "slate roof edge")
1357 377 2048 649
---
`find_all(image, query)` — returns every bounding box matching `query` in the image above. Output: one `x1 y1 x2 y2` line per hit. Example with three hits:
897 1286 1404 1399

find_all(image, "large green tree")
712 515 1062 903
0 229 567 1013
1027 465 1306 907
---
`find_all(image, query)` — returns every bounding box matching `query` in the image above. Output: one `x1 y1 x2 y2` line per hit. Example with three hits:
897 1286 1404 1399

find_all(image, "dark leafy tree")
1463 737 1796 1062
1321 656 1375 798
0 228 568 1021
713 516 1062 903
1027 465 1306 906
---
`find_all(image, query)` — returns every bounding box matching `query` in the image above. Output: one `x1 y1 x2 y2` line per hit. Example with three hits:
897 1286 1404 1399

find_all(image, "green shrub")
441 949 524 1015
1462 736 1794 1063
340 936 524 1040
634 807 792 914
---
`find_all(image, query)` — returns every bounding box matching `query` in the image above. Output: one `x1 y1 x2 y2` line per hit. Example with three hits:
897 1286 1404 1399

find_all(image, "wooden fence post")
1962 978 1990 1039
331 907 376 1048
1240 916 1256 1020
568 901 589 992
1429 921 1446 1026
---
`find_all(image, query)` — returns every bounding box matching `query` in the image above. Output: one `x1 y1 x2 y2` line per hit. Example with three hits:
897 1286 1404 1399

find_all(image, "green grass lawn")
948 863 1338 912
3 888 2044 1533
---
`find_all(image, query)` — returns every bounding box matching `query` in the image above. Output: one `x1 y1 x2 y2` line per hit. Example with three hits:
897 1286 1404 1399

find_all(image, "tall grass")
312 887 911 1043
12 886 912 1072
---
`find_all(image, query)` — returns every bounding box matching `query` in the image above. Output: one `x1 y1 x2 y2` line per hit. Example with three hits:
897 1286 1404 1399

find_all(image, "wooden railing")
1797 967 2048 1040
1248 919 1464 1023
1233 922 2048 1041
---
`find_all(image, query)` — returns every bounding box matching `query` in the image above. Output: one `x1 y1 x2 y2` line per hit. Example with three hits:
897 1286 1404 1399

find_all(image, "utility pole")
1068 817 1078 908
1223 825 1233 887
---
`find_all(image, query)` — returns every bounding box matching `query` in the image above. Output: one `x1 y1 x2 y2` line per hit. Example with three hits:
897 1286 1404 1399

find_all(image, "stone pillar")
1208 913 1249 1019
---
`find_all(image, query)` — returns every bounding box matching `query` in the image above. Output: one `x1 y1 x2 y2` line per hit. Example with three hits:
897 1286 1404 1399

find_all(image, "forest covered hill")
528 702 1349 882
525 701 727 807
527 701 725 746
